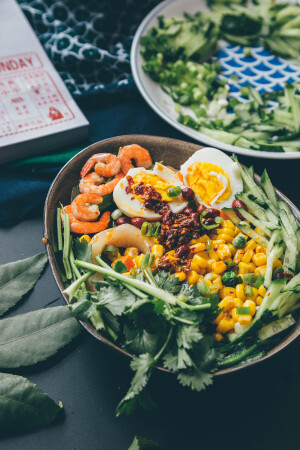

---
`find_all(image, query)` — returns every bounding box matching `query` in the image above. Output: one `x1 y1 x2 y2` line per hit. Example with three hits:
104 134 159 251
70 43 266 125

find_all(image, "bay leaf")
0 306 81 368
0 372 62 431
0 252 48 317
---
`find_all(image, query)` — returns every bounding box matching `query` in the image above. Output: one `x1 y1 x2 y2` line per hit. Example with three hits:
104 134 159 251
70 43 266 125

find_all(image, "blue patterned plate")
131 0 300 159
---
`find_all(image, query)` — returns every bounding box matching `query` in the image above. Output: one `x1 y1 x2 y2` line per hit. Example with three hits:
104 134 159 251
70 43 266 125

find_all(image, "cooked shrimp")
80 153 121 178
118 144 152 175
62 205 111 235
71 193 103 222
80 170 124 196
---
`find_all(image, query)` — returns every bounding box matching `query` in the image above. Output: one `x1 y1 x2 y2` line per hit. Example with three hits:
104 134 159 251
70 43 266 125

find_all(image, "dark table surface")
1 97 300 450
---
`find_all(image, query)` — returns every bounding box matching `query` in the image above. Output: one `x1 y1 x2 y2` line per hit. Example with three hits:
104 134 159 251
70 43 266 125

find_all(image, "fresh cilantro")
124 324 160 356
176 324 203 349
113 260 127 273
163 348 193 371
154 271 182 294
177 369 213 391
73 238 92 263
98 193 114 212
116 353 155 417
93 284 137 316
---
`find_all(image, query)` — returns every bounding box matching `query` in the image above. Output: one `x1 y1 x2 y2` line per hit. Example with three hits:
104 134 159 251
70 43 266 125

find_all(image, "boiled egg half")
113 163 188 219
180 148 242 208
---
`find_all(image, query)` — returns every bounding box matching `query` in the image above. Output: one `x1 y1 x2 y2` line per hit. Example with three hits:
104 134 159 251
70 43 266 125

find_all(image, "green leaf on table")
0 306 81 368
128 436 159 450
0 372 62 431
0 252 48 317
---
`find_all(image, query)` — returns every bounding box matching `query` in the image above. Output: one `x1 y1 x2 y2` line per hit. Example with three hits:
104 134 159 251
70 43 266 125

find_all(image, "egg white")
113 164 187 219
180 147 243 208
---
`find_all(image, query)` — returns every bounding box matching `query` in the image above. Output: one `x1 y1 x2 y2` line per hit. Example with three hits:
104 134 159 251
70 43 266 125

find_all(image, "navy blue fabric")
0 96 187 226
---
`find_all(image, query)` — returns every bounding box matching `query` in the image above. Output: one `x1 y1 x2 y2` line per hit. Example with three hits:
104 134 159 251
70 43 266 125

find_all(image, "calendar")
0 0 89 163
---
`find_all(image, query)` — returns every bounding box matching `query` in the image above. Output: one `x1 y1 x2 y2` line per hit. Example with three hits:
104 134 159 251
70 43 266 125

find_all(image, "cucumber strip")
280 210 297 273
236 193 269 222
218 344 259 369
258 314 295 341
236 163 277 215
278 291 300 318
286 85 300 133
222 208 240 226
260 169 278 210
237 223 269 247
282 272 300 293
264 244 285 288
267 230 281 256
236 208 273 237
278 200 300 250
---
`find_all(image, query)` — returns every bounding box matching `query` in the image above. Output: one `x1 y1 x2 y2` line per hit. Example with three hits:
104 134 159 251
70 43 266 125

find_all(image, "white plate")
131 0 300 159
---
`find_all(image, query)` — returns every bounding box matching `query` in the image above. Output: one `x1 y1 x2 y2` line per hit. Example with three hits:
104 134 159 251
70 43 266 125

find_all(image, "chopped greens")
140 1 300 152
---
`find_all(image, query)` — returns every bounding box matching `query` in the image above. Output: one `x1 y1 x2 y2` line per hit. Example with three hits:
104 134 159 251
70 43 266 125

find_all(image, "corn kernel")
273 259 282 268
190 242 206 253
256 245 266 254
124 247 140 257
221 228 235 238
238 262 251 274
212 239 225 246
219 296 234 311
256 295 263 306
248 263 256 272
234 298 243 307
208 249 220 261
211 261 227 274
79 234 91 244
174 272 186 282
205 279 213 287
258 285 267 297
228 244 236 256
213 277 223 290
214 333 224 342
197 251 210 260
242 249 254 263
217 244 231 260
133 254 144 268
217 318 235 333
255 265 267 276
246 286 258 300
252 253 267 266
218 233 234 243
207 259 216 270
244 239 256 252
197 274 204 282
238 314 252 326
190 261 199 272
224 220 235 230
231 308 239 322
193 254 208 269
165 249 175 257
233 249 245 263
189 237 203 245
212 311 224 324
243 300 256 316
221 287 236 298
235 284 245 301
187 270 199 285
151 244 164 258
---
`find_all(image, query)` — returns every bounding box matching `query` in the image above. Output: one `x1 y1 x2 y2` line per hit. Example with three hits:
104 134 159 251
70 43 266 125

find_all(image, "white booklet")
0 0 89 163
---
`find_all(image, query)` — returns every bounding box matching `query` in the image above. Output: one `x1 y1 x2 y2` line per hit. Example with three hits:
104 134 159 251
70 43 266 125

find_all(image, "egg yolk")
186 162 231 206
132 173 174 201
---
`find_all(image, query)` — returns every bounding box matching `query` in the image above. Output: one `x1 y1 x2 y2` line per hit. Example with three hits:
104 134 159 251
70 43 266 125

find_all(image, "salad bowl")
44 134 300 378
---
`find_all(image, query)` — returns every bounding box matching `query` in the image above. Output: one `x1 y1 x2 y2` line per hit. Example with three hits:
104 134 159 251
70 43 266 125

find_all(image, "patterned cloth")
18 0 160 96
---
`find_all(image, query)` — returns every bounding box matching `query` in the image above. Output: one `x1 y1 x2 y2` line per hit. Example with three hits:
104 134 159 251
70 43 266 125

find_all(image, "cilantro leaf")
163 348 193 371
176 325 203 349
116 353 155 417
177 369 213 391
73 238 92 263
94 285 137 316
113 260 127 273
124 324 160 356
154 271 181 294
98 193 114 212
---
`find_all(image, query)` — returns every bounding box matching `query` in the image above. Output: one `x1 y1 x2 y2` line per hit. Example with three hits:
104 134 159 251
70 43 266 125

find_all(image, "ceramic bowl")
44 134 300 376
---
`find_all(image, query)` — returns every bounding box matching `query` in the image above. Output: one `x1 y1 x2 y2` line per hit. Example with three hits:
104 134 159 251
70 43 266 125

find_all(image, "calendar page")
0 0 89 162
